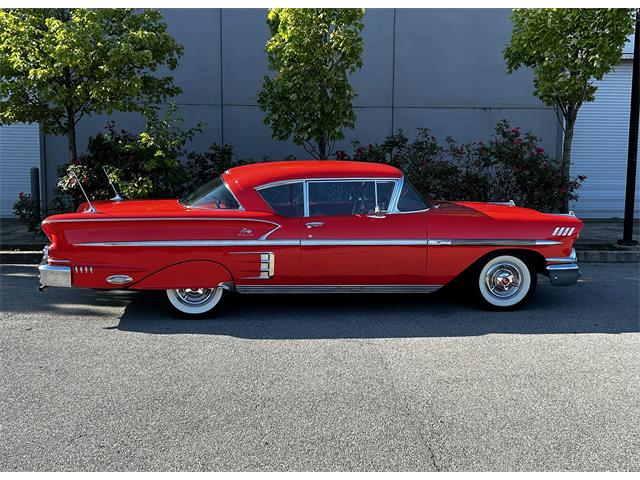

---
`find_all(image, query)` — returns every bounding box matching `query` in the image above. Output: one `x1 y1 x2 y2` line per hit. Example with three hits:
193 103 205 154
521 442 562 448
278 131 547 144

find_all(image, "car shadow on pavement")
114 281 640 339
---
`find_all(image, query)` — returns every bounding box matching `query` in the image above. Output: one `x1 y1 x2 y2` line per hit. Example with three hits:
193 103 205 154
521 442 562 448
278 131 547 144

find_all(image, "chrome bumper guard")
545 249 580 287
38 247 72 290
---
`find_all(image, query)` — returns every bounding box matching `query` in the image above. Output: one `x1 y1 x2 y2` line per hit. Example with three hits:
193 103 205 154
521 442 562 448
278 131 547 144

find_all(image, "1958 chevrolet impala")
39 160 582 316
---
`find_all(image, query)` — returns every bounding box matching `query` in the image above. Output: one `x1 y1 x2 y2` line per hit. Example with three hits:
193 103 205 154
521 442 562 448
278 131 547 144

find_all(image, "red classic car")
38 160 582 315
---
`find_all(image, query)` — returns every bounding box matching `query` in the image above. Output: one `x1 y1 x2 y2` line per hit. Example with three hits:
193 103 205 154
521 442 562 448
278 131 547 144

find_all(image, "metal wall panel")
0 123 41 218
572 63 640 218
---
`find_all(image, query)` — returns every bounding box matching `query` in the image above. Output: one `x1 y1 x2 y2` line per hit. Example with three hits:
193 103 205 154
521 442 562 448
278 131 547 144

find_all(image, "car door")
300 179 428 286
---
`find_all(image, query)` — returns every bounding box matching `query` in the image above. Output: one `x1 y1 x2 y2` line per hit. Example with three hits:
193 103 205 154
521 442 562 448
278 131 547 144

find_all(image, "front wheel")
166 287 224 316
475 254 536 310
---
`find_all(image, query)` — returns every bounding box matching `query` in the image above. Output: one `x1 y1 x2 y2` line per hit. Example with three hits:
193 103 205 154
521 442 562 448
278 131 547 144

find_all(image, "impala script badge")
238 228 253 237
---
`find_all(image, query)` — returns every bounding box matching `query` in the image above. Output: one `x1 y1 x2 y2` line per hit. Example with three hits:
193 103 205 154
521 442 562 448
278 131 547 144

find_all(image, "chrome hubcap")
485 262 522 298
175 288 215 306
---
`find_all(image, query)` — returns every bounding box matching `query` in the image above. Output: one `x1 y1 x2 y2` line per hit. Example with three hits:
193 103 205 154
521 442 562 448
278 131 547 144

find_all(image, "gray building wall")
42 8 560 202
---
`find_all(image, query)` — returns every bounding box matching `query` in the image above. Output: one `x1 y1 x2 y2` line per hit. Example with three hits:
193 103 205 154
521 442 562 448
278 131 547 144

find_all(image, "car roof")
224 160 402 190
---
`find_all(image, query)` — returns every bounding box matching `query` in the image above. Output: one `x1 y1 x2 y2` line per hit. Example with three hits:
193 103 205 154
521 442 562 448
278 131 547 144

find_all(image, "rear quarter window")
258 183 304 217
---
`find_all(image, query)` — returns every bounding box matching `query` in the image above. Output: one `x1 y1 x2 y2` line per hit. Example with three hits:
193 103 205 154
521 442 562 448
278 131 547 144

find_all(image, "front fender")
133 260 233 290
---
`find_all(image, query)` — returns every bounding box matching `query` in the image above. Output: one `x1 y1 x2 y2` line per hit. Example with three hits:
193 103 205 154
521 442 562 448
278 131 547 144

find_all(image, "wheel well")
456 248 546 285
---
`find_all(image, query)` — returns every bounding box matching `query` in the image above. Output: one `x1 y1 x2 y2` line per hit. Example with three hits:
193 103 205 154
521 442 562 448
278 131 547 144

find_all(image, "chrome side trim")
235 284 443 294
255 179 305 191
74 240 299 247
75 238 562 248
302 239 429 246
427 239 562 247
44 217 280 226
546 248 577 264
427 239 452 246
230 251 276 280
106 275 133 285
489 200 516 206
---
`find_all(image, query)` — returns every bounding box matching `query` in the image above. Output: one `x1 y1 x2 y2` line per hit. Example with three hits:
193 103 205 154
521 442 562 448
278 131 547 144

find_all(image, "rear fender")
133 260 233 290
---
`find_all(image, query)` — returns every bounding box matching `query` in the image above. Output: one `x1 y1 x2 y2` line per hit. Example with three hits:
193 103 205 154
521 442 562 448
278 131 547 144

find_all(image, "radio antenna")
101 166 123 201
71 171 96 213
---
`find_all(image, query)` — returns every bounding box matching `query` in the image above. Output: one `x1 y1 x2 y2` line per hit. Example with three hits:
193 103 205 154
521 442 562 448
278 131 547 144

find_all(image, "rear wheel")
475 254 536 310
166 287 224 316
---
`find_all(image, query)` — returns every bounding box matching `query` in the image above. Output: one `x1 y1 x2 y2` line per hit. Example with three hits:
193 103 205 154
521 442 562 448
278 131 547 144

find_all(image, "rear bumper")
38 247 72 289
545 249 580 286
39 264 72 288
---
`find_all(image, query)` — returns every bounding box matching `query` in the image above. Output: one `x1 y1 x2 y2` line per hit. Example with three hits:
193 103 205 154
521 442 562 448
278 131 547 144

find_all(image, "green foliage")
184 144 248 194
341 120 585 213
503 8 634 210
257 8 365 159
56 105 203 206
504 9 634 110
12 192 42 233
0 8 183 162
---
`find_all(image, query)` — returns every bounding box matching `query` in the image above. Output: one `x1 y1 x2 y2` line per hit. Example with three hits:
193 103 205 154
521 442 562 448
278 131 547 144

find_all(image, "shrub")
55 105 203 209
12 192 42 233
341 120 585 212
184 144 248 193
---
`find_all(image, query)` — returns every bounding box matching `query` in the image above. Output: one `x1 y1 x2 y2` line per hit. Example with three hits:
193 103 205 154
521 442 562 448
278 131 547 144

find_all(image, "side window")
397 181 429 212
308 181 373 217
258 182 304 217
376 181 395 212
307 180 396 217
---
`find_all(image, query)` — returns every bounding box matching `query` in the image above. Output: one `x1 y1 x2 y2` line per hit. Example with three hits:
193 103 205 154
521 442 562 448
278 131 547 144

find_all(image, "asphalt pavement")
1 263 639 471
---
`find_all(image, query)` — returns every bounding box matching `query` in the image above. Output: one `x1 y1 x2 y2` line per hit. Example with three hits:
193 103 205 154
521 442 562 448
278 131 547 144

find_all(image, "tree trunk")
317 137 327 160
67 118 77 164
63 67 77 164
560 118 575 213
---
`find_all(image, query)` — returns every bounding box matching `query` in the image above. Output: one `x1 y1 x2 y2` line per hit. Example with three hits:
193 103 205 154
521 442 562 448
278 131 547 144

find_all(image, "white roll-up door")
571 62 639 218
0 123 41 218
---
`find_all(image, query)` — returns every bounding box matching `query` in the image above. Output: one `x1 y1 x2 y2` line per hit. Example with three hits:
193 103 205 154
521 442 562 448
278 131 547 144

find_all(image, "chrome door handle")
305 221 325 229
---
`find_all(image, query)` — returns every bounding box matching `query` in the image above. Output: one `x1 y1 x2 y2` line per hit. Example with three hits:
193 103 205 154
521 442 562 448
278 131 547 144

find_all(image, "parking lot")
1 262 639 471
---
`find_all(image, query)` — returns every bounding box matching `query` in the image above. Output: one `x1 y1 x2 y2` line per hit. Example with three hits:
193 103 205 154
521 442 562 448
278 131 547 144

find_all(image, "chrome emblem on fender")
238 228 253 237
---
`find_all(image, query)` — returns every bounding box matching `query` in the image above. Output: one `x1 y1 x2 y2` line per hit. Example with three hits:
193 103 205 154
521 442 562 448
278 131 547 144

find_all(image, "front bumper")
545 248 580 287
38 247 71 289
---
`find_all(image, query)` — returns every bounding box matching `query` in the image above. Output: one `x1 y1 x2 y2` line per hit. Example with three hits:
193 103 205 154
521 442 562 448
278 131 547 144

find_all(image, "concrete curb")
577 250 640 263
0 251 43 265
2 249 638 265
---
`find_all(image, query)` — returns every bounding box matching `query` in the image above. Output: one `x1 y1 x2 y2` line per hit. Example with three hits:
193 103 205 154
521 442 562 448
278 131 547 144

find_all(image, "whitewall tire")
166 287 224 316
476 255 536 310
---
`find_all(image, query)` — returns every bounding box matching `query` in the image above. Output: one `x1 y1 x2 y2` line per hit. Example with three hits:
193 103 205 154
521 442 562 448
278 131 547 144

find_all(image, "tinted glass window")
181 177 240 209
258 183 304 217
376 181 395 212
397 181 429 212
308 180 395 217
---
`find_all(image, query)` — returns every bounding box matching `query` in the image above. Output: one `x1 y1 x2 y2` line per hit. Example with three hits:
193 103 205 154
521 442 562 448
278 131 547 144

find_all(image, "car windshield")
180 177 240 209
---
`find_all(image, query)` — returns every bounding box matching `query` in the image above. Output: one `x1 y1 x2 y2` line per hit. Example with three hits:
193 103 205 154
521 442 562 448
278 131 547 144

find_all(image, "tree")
257 8 365 159
504 8 634 211
0 8 183 164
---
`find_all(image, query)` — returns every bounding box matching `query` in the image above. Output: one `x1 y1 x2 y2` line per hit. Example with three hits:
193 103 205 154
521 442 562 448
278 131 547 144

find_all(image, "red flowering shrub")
344 120 585 212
